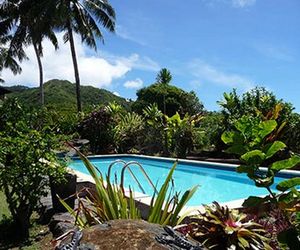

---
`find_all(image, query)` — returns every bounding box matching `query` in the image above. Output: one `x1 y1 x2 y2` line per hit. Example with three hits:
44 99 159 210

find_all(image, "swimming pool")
69 155 300 206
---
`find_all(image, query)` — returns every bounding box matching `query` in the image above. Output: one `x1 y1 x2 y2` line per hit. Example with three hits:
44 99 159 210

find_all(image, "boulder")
49 212 76 237
79 220 168 250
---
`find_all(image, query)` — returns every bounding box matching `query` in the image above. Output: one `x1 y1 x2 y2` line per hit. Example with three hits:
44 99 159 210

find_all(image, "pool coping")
69 154 300 216
71 153 300 177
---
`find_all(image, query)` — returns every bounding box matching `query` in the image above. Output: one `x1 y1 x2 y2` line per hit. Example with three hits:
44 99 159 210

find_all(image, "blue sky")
2 0 300 111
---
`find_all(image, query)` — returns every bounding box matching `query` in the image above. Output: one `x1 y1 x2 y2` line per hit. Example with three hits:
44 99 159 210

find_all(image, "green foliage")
218 87 298 154
132 72 203 117
156 68 172 84
141 103 165 154
188 202 271 249
62 150 198 227
193 111 225 152
221 114 300 248
219 87 293 128
166 112 201 157
114 112 144 153
0 37 22 82
7 79 130 113
281 113 300 153
0 100 66 238
147 161 198 226
77 107 114 154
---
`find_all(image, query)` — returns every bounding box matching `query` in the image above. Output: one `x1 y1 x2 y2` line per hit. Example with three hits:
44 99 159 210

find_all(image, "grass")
0 191 10 220
0 191 52 250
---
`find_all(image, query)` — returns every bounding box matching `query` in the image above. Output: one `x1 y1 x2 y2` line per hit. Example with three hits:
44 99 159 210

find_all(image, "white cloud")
124 78 143 89
1 33 159 88
232 0 256 8
104 53 160 72
116 25 146 46
201 0 256 8
253 43 293 62
189 59 254 90
113 91 121 97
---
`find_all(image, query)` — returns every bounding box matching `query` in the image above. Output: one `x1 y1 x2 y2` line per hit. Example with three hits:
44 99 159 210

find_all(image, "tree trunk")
33 43 44 106
15 205 31 239
67 24 82 112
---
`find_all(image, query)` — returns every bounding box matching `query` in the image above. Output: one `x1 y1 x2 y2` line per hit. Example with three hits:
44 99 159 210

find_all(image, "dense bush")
219 87 294 129
0 99 66 238
218 87 300 153
142 104 165 154
114 112 144 153
77 107 115 154
193 111 225 152
166 112 201 157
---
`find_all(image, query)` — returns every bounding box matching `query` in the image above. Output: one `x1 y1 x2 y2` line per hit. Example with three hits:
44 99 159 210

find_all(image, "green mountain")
7 79 130 112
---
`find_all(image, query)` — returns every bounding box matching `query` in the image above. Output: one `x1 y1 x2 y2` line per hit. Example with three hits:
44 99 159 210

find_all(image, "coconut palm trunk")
33 42 44 105
67 23 81 112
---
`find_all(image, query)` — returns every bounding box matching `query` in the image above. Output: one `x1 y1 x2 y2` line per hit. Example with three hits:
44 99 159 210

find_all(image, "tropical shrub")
0 117 66 238
219 87 293 129
221 111 300 248
166 112 201 157
114 112 144 153
193 111 225 152
218 87 300 154
77 107 114 153
186 202 271 249
142 103 165 154
61 150 198 228
281 113 300 153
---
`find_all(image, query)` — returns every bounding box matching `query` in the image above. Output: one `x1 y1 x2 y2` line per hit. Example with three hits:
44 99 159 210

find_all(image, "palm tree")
0 35 23 82
155 68 173 115
0 0 58 105
54 0 116 112
156 68 172 84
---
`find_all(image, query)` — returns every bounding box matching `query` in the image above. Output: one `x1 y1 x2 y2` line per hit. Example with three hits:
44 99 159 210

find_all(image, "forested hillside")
7 79 130 112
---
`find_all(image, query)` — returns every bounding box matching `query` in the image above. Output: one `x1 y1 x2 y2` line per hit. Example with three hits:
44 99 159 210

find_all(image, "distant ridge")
7 79 130 112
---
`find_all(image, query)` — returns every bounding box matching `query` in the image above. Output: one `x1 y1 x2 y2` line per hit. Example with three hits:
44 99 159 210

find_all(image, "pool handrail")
107 159 157 195
120 161 159 195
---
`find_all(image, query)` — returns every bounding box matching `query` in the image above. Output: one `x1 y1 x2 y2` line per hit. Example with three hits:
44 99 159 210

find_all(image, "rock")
49 212 76 237
78 220 168 250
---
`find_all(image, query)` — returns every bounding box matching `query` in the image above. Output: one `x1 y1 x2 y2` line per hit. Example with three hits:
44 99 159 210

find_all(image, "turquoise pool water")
69 155 299 206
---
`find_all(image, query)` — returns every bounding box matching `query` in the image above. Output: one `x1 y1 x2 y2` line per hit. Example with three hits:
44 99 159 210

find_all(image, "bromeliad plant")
221 107 300 248
61 149 198 228
186 202 272 250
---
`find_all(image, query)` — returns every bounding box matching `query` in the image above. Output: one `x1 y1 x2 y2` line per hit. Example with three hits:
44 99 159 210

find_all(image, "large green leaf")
241 150 265 165
236 165 254 175
258 120 277 139
276 177 300 192
221 131 244 145
242 196 269 208
278 189 300 204
264 141 286 159
271 156 300 172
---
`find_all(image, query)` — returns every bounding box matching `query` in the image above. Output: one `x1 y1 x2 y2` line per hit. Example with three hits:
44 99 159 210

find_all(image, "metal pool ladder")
107 159 158 195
